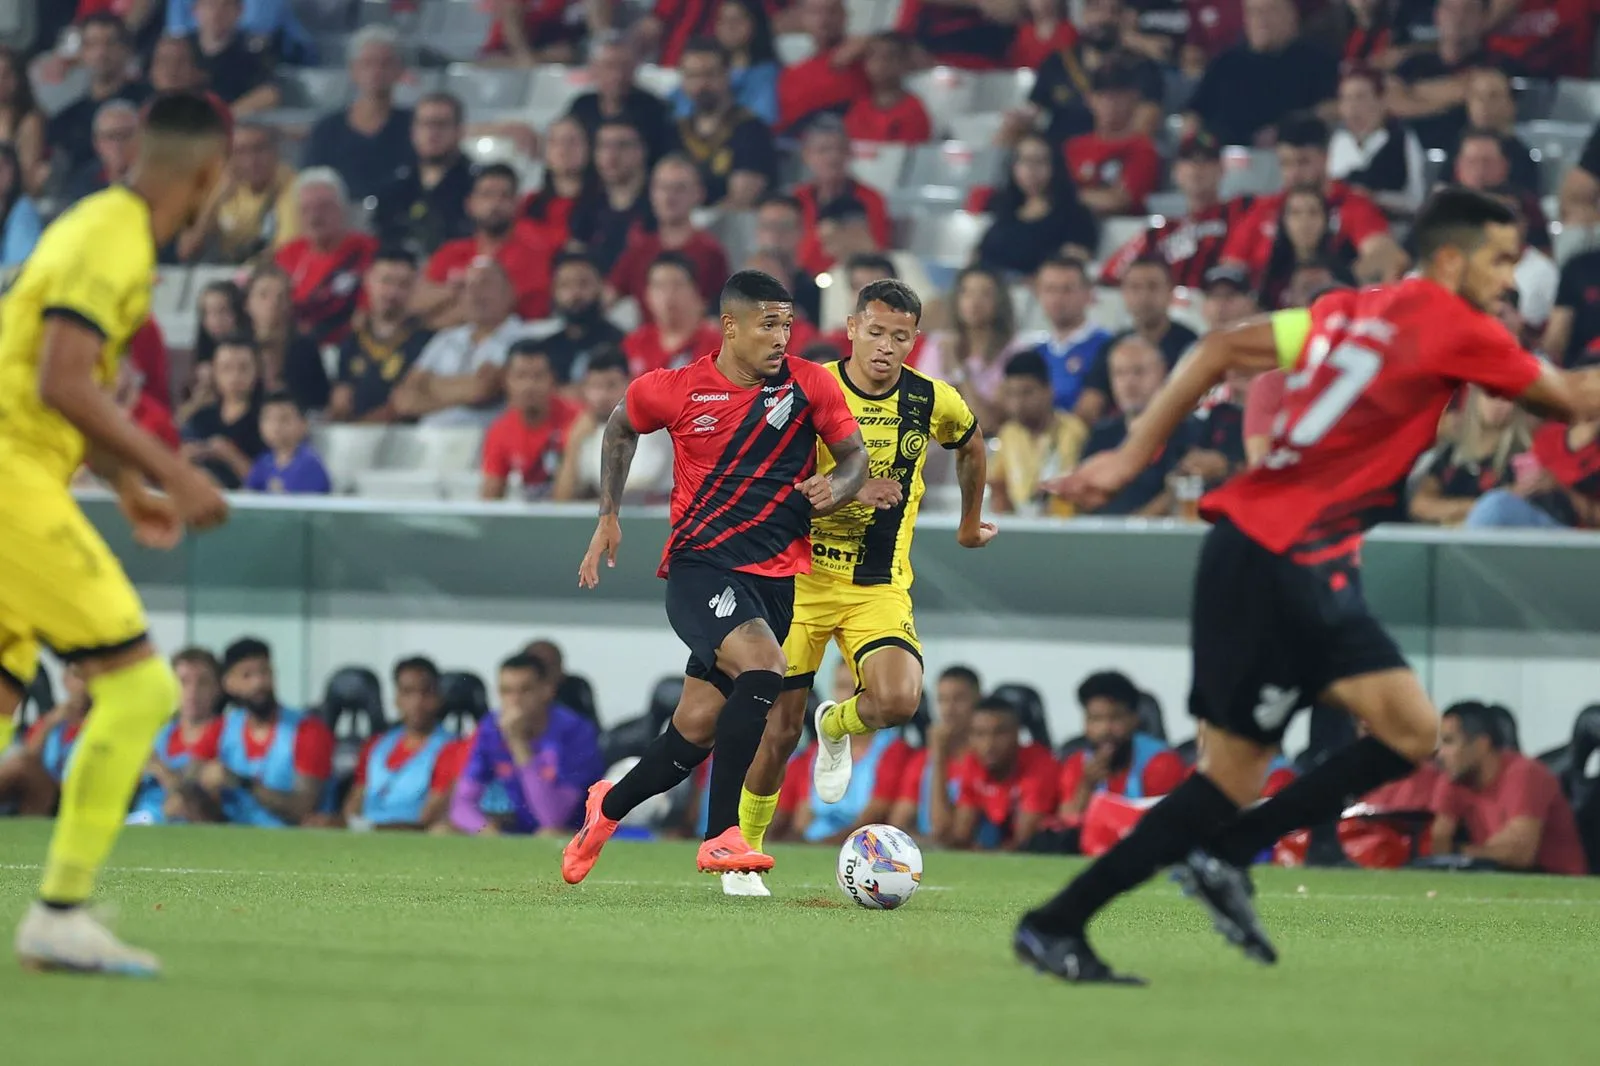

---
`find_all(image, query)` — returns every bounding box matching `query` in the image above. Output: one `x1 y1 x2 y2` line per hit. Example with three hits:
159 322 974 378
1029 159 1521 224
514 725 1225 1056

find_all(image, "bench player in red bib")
1015 187 1600 985
562 270 869 884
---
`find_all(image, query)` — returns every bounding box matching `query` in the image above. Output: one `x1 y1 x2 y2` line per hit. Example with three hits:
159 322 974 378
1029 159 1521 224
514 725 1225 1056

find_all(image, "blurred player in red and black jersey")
1023 187 1600 984
1065 56 1162 216
776 0 869 134
1100 130 1253 288
895 0 1016 70
562 270 870 884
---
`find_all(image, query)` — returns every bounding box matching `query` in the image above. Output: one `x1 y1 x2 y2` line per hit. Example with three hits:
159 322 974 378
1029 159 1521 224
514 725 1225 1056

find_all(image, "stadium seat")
600 675 680 764
849 142 910 196
439 470 484 500
1487 703 1521 752
379 425 483 472
1519 121 1591 195
526 66 589 128
1219 147 1281 200
607 297 641 333
775 33 816 66
970 69 1034 113
312 424 388 494
279 67 353 109
1568 705 1600 873
558 675 599 723
1087 285 1130 332
418 1 493 62
1097 216 1149 261
947 112 1004 147
1135 692 1167 741
318 666 388 802
847 0 899 35
899 143 1004 207
151 269 193 348
634 64 681 100
904 210 988 267
352 469 447 499
1549 79 1600 124
1144 191 1187 219
443 65 530 117
438 669 489 737
990 682 1052 749
29 65 88 117
907 68 977 137
393 69 443 109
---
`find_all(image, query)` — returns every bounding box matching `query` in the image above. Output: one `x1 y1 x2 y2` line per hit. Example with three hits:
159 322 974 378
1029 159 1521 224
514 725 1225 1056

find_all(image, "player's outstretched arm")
1514 364 1600 423
40 318 228 530
578 401 641 588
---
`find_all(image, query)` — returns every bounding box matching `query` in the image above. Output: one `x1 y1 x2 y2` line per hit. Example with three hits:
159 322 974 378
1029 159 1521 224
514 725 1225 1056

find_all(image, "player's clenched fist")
794 473 838 510
855 478 904 509
578 515 621 588
164 465 230 529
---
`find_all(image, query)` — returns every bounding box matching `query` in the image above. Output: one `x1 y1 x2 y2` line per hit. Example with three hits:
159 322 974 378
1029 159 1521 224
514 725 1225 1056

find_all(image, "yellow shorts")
0 459 148 692
781 569 922 692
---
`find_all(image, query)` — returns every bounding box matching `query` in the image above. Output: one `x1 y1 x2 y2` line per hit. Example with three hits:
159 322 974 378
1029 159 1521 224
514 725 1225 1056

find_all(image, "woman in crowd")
177 279 251 427
1252 187 1357 311
672 0 780 126
0 142 42 267
1409 387 1534 526
521 116 595 249
245 266 331 412
1328 67 1427 217
0 49 45 196
182 338 266 490
915 266 1025 430
974 132 1099 280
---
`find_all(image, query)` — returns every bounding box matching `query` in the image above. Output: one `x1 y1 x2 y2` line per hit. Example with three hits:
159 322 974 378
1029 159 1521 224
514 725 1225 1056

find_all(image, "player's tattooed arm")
597 400 641 517
809 430 870 515
954 428 997 548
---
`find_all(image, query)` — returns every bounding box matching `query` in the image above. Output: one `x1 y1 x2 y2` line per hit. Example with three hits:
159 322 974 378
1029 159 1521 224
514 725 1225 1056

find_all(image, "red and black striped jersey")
626 352 860 579
1099 197 1254 289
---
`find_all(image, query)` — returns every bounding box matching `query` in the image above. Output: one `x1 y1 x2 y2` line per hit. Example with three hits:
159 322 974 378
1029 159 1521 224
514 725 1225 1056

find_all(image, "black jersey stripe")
671 364 793 552
850 372 935 586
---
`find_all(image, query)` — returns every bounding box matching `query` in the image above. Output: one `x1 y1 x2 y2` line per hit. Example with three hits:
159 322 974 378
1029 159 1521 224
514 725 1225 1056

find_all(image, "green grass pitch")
0 822 1594 1066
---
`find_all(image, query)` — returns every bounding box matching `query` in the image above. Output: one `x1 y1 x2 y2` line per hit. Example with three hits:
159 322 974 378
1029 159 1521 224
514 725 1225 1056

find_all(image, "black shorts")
664 554 795 696
1189 518 1407 746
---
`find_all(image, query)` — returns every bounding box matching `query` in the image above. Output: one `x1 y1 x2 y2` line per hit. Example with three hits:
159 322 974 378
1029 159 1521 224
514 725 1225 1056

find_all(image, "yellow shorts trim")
781 570 922 691
0 462 148 678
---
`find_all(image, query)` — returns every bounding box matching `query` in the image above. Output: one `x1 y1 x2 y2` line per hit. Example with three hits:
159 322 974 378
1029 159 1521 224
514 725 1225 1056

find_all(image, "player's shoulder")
39 188 153 261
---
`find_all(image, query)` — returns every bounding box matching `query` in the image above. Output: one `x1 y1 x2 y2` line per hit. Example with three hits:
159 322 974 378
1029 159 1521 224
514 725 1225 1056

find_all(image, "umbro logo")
708 586 737 618
692 414 718 433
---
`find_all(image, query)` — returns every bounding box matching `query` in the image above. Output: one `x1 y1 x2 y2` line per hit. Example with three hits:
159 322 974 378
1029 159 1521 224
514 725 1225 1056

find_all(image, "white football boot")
720 871 772 897
16 902 161 977
811 700 854 804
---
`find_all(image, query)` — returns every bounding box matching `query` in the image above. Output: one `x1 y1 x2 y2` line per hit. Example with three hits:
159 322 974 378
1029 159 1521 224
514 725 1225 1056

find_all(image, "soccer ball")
836 824 923 910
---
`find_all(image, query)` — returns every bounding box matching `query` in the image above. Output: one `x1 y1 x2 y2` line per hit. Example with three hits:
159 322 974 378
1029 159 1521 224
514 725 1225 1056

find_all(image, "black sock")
1210 736 1416 866
600 723 710 822
703 670 782 840
1025 774 1239 936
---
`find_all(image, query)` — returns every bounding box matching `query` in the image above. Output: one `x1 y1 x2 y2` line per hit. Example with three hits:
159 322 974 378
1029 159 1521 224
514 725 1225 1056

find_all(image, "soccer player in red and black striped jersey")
561 270 869 884
1017 188 1600 985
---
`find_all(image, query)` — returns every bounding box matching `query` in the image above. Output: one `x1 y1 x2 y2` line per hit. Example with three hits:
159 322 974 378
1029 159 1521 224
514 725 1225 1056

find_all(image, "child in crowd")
245 392 332 495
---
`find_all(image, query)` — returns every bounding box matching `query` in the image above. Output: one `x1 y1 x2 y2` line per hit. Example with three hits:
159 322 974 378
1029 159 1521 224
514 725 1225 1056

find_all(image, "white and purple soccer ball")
836 824 923 910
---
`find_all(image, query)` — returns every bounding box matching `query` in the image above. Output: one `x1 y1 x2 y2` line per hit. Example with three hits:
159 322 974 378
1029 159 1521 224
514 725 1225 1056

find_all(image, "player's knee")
86 654 179 732
1379 713 1440 766
871 676 922 727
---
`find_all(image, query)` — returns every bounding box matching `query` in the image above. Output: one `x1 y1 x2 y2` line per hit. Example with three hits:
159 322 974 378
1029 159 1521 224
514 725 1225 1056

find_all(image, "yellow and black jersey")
810 360 976 589
0 186 155 484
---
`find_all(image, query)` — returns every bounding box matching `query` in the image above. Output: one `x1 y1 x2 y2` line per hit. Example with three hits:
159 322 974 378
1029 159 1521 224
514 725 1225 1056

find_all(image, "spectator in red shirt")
1431 701 1589 875
621 253 725 375
1058 671 1186 831
182 637 336 828
418 163 554 328
1487 0 1590 79
1065 57 1163 216
273 168 377 347
481 341 581 500
1252 186 1358 310
793 117 894 277
521 115 595 251
482 0 585 64
1009 0 1077 69
777 0 870 134
607 155 731 315
1219 113 1403 285
889 665 984 841
843 33 933 146
342 657 467 832
946 696 1060 850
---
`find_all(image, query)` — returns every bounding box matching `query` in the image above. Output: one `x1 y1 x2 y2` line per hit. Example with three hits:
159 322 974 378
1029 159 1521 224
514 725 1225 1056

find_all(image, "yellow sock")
0 714 13 752
738 786 781 852
820 696 871 742
40 657 178 905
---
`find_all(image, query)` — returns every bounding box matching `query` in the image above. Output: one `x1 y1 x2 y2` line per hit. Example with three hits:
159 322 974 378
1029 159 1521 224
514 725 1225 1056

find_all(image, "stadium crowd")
0 634 1594 875
3 0 1600 520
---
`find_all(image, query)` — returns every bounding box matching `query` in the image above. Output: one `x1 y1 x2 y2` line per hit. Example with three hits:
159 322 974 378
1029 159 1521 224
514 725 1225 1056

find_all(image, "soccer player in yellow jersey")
3 92 232 976
726 278 998 894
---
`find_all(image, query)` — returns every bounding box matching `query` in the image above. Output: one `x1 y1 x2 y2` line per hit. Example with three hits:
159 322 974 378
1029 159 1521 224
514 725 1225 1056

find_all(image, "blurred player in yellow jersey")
725 278 998 895
3 92 232 976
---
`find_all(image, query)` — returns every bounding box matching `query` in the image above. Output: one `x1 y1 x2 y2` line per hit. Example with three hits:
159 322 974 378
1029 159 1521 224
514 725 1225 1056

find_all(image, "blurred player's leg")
738 687 808 853
695 621 785 875
815 645 922 804
562 677 724 885
18 642 177 976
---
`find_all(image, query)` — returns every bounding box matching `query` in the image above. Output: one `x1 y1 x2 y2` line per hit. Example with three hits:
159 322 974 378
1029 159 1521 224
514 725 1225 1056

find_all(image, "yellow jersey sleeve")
1270 309 1313 371
38 215 152 341
930 377 978 448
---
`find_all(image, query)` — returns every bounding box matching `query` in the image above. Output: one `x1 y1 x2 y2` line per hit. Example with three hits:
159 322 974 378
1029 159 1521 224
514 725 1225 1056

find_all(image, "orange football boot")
696 825 776 874
561 781 620 884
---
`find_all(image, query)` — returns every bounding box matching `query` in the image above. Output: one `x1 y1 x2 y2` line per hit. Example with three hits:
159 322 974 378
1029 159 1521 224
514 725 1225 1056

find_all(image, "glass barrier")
78 495 1600 754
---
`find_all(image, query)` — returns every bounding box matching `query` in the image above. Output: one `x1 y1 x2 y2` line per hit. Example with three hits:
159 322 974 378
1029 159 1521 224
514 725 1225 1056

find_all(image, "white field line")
0 864 1596 906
